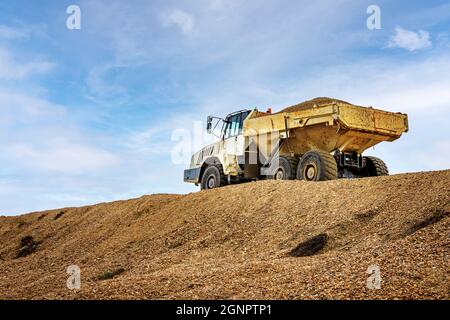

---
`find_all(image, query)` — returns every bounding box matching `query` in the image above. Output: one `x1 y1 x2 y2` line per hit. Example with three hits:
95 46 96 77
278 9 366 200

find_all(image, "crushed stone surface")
0 170 449 300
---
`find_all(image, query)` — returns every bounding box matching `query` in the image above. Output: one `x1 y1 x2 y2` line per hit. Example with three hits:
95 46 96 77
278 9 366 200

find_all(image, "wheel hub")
305 164 317 181
275 169 285 180
207 176 216 189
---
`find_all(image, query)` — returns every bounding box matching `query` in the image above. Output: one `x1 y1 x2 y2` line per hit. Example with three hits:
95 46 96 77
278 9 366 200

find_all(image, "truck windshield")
223 111 250 139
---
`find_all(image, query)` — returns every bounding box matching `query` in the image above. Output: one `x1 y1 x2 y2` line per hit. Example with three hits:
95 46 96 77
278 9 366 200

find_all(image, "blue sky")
0 0 449 215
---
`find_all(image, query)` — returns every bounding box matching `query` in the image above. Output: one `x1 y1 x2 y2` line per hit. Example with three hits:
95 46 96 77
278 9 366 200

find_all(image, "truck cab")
184 110 251 190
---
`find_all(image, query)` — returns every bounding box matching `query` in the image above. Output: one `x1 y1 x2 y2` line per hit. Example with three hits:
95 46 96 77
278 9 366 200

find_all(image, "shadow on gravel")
16 236 40 258
53 211 66 220
288 233 328 257
97 267 125 281
404 210 449 236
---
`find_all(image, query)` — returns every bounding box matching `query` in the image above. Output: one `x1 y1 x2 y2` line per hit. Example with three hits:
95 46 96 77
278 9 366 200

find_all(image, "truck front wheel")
200 165 227 190
297 151 338 181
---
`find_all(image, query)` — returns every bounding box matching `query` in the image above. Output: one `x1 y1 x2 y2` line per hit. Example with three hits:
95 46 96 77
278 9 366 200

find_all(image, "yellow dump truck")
184 98 408 190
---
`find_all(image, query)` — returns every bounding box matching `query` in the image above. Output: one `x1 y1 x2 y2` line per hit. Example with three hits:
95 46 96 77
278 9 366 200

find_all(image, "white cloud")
84 63 131 106
125 127 173 155
206 0 236 11
416 141 450 169
161 9 195 34
0 46 54 80
0 90 120 174
281 54 450 114
0 25 29 40
6 143 119 174
123 113 217 163
388 27 432 51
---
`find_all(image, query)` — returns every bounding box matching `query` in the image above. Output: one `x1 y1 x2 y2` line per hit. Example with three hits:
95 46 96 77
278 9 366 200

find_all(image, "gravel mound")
0 170 449 299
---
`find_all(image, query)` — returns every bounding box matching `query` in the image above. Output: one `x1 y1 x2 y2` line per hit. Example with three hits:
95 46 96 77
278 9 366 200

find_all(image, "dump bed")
336 103 408 137
243 101 408 154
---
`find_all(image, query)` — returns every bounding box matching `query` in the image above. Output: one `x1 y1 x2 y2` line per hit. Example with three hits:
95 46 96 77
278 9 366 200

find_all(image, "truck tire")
200 165 227 190
271 156 296 180
364 156 389 176
297 151 338 181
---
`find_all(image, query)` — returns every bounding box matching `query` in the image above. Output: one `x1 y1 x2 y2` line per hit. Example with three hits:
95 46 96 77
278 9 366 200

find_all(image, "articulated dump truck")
184 98 408 190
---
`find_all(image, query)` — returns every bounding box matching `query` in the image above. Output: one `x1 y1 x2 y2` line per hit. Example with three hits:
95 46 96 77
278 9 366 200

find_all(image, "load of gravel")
279 97 355 113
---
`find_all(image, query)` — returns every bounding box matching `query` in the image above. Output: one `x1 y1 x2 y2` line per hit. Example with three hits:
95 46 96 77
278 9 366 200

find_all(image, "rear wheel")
297 151 338 181
363 156 388 176
200 165 227 190
270 156 297 180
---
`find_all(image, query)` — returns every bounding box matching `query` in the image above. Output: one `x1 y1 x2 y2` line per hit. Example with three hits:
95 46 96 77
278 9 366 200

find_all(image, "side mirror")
206 116 213 133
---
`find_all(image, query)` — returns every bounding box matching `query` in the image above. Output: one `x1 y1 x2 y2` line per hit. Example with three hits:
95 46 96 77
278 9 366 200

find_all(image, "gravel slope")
0 170 449 300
